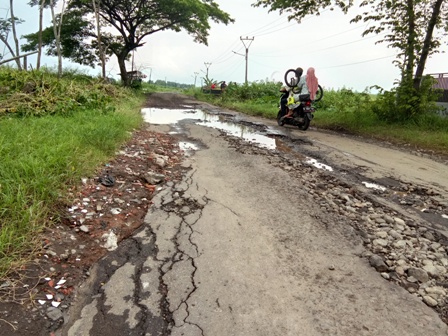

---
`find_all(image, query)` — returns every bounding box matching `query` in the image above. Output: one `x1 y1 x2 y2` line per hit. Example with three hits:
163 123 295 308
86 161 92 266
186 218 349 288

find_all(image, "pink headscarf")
306 67 318 100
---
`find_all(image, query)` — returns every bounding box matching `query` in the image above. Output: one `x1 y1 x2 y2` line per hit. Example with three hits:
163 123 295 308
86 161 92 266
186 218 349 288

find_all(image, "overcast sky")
5 1 448 91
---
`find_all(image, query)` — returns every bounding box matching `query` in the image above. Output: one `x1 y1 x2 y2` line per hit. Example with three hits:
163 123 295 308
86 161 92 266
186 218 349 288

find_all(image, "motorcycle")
277 69 323 131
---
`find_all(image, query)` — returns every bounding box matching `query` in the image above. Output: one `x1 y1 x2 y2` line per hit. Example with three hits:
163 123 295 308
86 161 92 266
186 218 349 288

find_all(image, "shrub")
0 66 128 116
372 76 441 123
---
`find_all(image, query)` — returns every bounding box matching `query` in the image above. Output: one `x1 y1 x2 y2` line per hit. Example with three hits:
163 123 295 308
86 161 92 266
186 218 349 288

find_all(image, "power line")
252 9 330 37
211 39 241 63
244 14 287 36
251 32 384 58
303 33 384 55
210 13 292 65
320 54 395 69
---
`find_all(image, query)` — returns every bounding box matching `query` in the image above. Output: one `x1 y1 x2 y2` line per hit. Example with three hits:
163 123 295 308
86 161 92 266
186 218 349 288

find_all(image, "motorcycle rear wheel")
297 117 310 131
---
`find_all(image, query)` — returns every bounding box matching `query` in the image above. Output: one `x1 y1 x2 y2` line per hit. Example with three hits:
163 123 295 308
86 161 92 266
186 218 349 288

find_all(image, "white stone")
375 231 389 239
423 264 439 277
394 217 406 226
389 230 402 240
423 295 438 307
431 242 442 250
373 239 389 247
425 286 446 296
393 240 407 248
395 266 406 276
396 259 407 266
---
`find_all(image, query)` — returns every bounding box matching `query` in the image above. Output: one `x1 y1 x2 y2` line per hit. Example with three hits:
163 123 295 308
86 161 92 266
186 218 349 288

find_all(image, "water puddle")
362 181 387 192
179 141 200 156
306 158 333 171
142 107 276 149
143 108 338 171
142 108 202 125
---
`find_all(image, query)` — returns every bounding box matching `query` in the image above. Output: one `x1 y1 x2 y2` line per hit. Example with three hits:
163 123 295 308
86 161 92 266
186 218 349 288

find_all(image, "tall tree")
23 0 233 86
22 9 98 68
29 0 52 70
91 0 105 79
9 0 22 69
253 0 448 91
0 12 23 69
49 0 67 77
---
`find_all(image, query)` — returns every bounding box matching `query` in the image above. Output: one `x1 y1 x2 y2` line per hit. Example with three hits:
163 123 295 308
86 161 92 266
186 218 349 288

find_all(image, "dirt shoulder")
0 93 192 336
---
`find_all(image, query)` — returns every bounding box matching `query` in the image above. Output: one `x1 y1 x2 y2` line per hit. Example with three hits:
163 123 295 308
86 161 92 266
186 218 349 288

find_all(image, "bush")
224 80 281 101
371 76 441 123
0 66 128 116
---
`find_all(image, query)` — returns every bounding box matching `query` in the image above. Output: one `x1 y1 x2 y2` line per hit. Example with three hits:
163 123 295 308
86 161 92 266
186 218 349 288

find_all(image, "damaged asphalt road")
55 92 448 336
4 92 448 335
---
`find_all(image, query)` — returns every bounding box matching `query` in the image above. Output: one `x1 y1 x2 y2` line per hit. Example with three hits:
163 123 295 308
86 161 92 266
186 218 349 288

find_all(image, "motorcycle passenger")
303 67 319 100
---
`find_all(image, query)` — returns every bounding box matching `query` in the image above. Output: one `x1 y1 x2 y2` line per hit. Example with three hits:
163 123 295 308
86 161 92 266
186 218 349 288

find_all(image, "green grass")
0 73 144 276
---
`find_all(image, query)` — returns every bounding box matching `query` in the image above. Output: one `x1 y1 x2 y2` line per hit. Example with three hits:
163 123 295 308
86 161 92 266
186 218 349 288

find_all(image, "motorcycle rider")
280 67 303 118
284 67 318 118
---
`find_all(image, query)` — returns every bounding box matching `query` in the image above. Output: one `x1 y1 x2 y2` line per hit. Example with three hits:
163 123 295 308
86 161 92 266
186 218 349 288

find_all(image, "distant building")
429 73 448 115
127 70 147 81
430 73 448 101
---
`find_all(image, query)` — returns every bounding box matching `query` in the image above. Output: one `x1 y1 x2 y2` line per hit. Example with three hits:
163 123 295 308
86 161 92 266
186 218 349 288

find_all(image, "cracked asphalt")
58 93 448 336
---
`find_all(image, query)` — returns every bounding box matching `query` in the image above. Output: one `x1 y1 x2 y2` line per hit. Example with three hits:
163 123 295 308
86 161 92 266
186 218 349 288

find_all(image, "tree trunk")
92 0 106 79
404 0 415 84
37 0 45 70
9 0 22 70
50 0 66 77
0 35 19 63
117 53 129 86
413 0 443 90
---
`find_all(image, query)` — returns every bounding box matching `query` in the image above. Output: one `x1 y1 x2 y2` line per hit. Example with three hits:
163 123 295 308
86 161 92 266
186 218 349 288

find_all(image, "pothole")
142 107 276 149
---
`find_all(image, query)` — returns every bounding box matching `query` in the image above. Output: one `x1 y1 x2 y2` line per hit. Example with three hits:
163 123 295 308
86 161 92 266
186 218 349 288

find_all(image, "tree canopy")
253 0 448 90
23 0 233 85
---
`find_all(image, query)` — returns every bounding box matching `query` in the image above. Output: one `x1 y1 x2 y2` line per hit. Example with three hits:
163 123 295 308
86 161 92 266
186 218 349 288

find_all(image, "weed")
0 67 143 277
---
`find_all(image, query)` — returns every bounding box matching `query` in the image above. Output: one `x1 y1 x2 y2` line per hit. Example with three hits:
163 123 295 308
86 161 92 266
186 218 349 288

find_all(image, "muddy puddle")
142 107 276 150
142 107 336 173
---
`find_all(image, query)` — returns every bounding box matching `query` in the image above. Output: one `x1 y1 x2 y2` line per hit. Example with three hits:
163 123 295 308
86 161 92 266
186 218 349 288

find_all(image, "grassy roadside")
0 70 146 277
187 87 448 155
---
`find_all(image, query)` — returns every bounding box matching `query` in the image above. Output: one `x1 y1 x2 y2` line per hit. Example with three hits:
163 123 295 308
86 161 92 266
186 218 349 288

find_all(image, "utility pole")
233 37 254 84
240 36 254 84
193 71 199 87
203 62 211 81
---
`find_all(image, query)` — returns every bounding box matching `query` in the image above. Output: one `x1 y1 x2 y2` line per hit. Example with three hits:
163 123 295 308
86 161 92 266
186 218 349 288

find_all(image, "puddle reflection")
362 181 387 191
306 158 333 171
142 107 275 149
142 108 338 171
